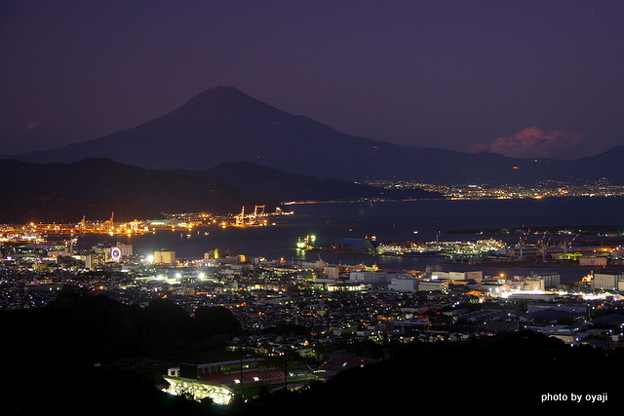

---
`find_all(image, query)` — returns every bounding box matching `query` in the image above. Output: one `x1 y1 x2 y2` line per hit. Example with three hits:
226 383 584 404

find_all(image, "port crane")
517 228 530 260
536 230 552 260
561 232 580 254
234 205 267 226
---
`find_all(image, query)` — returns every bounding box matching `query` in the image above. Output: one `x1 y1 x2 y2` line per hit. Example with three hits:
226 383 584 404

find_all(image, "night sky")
2 1 624 160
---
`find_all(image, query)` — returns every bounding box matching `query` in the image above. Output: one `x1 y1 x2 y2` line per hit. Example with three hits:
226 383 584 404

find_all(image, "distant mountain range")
198 161 437 202
0 158 251 223
0 158 439 223
11 86 624 184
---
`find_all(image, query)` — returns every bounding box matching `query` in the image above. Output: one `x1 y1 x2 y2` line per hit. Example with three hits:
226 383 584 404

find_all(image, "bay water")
81 197 624 284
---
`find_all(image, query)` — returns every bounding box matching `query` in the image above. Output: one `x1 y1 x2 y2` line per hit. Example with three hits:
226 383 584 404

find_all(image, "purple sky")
2 0 624 160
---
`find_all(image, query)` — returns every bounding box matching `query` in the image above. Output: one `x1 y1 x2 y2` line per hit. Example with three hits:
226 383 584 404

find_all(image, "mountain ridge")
0 158 254 223
0 157 438 223
199 161 440 202
12 86 624 184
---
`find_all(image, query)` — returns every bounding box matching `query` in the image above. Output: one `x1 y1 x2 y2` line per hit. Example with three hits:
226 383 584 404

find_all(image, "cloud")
469 126 584 159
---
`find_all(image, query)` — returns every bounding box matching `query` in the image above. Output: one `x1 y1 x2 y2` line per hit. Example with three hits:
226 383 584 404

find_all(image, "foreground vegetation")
1 288 622 414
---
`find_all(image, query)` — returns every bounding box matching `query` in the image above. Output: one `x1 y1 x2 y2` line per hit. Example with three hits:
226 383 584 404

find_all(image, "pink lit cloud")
469 126 584 159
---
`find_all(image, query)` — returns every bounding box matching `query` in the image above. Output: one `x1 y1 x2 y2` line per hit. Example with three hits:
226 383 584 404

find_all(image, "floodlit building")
523 278 545 291
418 280 448 292
389 276 420 292
579 256 608 267
449 271 483 281
162 375 234 405
429 270 483 282
430 271 450 280
530 271 560 288
163 359 311 405
388 273 448 292
591 270 624 291
83 252 105 270
349 271 388 284
154 250 176 265
323 265 340 279
116 242 133 257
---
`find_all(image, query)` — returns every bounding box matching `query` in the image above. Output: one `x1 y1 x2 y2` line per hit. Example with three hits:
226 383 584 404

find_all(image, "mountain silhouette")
17 86 384 178
14 86 624 184
200 161 440 201
0 158 254 223
0 157 442 223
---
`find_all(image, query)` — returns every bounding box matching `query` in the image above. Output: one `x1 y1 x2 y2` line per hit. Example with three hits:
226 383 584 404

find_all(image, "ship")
296 234 317 250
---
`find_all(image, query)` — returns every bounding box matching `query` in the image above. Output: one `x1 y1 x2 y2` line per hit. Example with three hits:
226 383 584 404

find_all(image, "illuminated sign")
111 247 122 262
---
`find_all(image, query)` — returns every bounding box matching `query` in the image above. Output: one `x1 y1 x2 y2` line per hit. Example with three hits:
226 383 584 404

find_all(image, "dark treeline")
2 289 623 414
240 330 624 414
1 286 242 363
0 287 242 415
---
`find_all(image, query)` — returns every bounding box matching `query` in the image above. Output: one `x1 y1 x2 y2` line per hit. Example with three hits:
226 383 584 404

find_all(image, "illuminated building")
116 243 133 257
591 270 624 291
322 265 340 279
448 271 483 281
579 256 608 267
154 250 176 265
388 275 419 292
349 270 387 284
523 278 545 291
162 375 234 405
81 252 105 270
529 271 561 289
162 359 311 405
417 280 448 292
